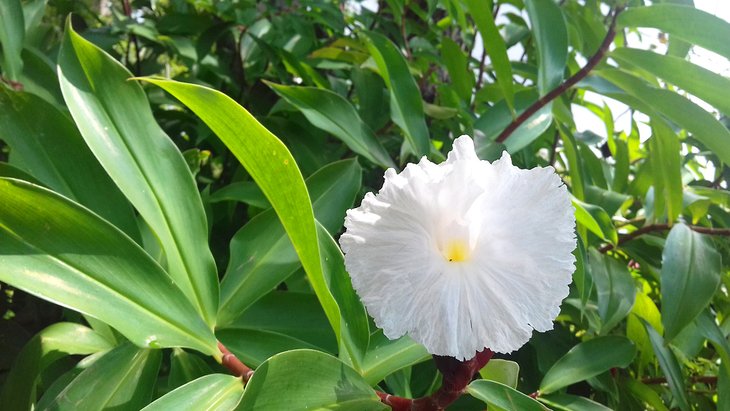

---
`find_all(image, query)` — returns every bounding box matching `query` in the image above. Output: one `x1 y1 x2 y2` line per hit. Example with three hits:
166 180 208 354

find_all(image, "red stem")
377 349 494 410
495 7 624 144
218 341 254 382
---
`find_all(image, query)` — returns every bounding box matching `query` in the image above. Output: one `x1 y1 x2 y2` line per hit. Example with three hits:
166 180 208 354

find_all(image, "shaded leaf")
468 380 546 410
143 374 243 411
588 250 636 333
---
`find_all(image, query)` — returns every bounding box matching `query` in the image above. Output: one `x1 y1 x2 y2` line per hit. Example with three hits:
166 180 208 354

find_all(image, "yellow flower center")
444 240 469 262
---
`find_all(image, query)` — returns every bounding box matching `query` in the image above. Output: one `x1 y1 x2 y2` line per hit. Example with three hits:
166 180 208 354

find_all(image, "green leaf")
143 374 244 411
39 343 161 411
218 292 337 368
597 68 730 166
209 181 270 209
58 22 218 326
479 359 520 388
467 380 546 411
267 83 395 169
361 31 430 157
539 336 636 394
611 47 730 117
648 119 683 224
538 393 612 411
140 77 338 336
661 223 721 341
0 88 139 240
464 0 515 111
573 198 618 245
236 350 387 411
474 89 552 153
361 330 429 385
626 291 664 371
618 4 730 61
623 377 670 411
440 37 474 101
588 250 636 334
168 348 214 392
642 321 690 411
0 323 113 411
525 0 568 95
218 159 360 326
318 222 370 371
0 0 24 80
0 178 218 356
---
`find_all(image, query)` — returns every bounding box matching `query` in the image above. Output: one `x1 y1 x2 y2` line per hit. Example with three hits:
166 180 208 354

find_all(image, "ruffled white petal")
339 135 576 360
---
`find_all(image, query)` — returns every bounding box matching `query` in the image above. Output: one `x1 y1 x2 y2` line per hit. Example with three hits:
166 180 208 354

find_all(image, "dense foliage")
1 0 730 409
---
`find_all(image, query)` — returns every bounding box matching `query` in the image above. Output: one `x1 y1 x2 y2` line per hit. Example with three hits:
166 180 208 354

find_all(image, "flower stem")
217 341 254 382
495 6 624 144
377 349 494 411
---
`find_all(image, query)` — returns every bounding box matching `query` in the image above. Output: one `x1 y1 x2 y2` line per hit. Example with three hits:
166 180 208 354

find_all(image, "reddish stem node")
218 341 254 382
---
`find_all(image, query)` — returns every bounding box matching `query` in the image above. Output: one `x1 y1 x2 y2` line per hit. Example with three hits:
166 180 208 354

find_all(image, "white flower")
339 135 576 360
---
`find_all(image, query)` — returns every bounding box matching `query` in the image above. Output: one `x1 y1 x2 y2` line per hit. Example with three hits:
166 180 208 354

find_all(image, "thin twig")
642 375 717 386
495 7 624 144
599 223 730 253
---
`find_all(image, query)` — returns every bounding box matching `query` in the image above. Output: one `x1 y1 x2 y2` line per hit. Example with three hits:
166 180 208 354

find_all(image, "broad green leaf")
618 4 730 60
168 348 214 392
467 380 546 411
525 0 568 95
465 0 515 111
648 120 683 224
611 47 730 117
361 330 429 385
143 374 243 411
218 292 337 368
597 68 730 165
40 343 161 411
217 159 360 326
440 37 474 101
642 321 690 411
538 393 612 411
18 47 65 107
209 181 270 209
573 198 618 245
318 223 370 371
236 350 387 411
474 89 552 153
361 31 430 157
626 291 663 371
58 22 218 325
540 336 636 394
479 359 520 388
623 377 670 411
0 323 113 411
0 178 218 356
661 223 721 341
140 78 338 337
0 88 139 240
588 250 636 333
0 161 41 183
0 0 24 80
267 82 395 169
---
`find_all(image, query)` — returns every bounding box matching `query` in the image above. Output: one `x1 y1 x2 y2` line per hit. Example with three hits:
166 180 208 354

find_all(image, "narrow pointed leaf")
40 343 162 411
140 78 340 339
236 350 386 411
0 323 113 411
597 68 730 165
266 83 395 169
611 47 730 117
539 336 636 394
465 0 515 111
0 178 218 356
0 88 139 240
618 4 730 60
588 249 636 333
361 330 429 385
525 0 568 95
642 321 690 411
361 31 430 157
218 159 360 326
468 380 546 410
0 0 24 80
538 393 613 411
143 374 244 411
661 223 721 341
573 198 618 244
57 22 218 325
